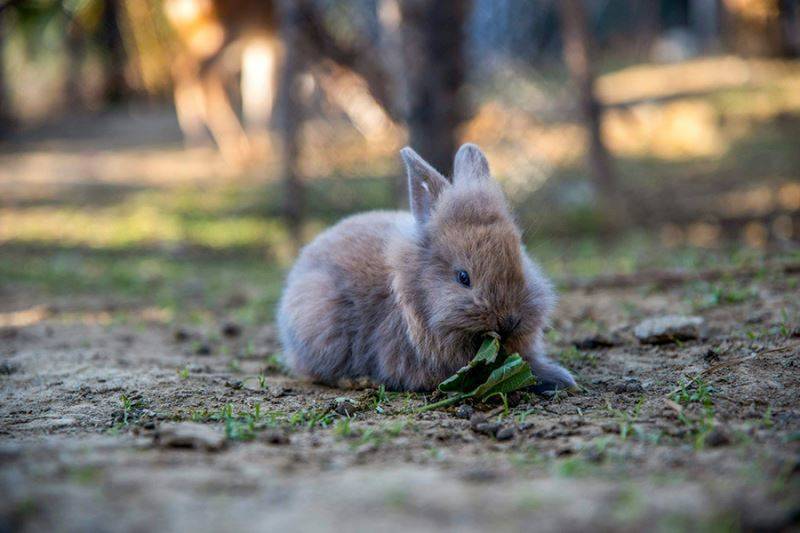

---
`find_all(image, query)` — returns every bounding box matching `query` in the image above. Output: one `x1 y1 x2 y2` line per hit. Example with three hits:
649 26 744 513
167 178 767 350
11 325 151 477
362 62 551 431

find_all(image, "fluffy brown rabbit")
277 144 576 392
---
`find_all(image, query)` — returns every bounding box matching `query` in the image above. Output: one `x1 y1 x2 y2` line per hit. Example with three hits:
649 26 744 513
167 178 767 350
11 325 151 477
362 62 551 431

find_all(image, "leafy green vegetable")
472 354 537 398
417 336 538 412
438 335 503 393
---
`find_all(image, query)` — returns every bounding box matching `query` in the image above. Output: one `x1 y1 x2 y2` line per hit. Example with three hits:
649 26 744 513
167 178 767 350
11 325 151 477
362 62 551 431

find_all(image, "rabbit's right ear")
400 147 449 224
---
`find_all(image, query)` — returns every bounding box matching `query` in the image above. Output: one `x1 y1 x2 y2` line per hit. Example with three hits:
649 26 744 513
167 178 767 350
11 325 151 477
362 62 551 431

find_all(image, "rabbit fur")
277 144 576 392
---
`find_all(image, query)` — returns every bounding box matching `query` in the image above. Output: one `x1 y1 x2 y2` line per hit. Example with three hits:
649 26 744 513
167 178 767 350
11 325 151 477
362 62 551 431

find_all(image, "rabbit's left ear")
401 147 449 224
453 143 490 183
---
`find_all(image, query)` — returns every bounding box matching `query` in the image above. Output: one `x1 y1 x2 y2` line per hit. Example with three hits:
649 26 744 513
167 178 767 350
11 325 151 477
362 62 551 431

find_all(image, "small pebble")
573 333 620 350
0 361 19 375
705 426 732 447
154 422 226 451
222 322 241 338
225 380 243 390
455 404 474 419
469 413 487 429
634 315 704 344
460 467 500 482
195 343 212 356
473 422 500 437
495 426 515 441
613 379 643 394
333 399 357 416
261 430 290 445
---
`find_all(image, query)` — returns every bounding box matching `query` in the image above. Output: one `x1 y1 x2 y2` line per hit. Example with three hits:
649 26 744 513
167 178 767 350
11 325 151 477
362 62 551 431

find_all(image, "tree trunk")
99 0 129 103
722 0 784 57
631 0 659 55
64 17 86 109
276 1 307 249
691 0 720 51
558 0 626 227
398 0 471 182
0 13 8 139
779 0 800 57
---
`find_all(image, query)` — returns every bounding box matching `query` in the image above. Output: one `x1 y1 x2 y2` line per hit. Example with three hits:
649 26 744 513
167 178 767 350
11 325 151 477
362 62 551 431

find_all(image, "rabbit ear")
453 143 490 183
400 147 449 224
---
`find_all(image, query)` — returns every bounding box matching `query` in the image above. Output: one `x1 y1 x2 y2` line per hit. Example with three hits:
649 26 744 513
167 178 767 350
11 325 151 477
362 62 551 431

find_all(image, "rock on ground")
634 315 704 344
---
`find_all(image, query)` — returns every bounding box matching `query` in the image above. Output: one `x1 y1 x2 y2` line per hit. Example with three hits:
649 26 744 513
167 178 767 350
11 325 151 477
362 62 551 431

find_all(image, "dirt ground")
1 263 799 532
1 92 799 532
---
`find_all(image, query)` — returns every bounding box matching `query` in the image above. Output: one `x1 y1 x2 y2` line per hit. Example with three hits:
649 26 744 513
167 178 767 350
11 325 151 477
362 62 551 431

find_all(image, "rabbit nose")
498 315 520 338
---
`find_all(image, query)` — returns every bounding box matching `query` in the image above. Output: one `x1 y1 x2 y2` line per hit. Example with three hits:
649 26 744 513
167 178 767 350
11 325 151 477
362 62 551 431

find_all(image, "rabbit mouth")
468 331 498 353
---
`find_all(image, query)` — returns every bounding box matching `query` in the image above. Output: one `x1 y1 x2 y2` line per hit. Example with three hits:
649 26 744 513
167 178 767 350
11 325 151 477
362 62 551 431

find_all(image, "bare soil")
2 267 799 532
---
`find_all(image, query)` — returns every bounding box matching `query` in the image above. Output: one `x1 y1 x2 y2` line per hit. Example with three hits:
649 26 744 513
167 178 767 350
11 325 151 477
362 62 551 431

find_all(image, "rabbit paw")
528 356 577 396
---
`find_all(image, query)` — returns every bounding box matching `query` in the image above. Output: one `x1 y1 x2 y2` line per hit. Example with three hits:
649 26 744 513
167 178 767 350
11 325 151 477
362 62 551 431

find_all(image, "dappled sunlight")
0 145 245 186
0 202 292 257
597 56 800 107
462 100 584 194
715 183 800 217
604 99 726 159
0 305 50 328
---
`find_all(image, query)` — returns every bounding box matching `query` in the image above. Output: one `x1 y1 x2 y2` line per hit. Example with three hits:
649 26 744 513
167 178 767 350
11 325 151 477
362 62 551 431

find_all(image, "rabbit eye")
456 270 471 287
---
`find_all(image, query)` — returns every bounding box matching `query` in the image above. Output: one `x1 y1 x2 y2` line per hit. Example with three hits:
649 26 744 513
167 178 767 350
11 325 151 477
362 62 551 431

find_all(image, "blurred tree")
398 0 472 178
722 0 798 57
630 0 660 54
691 0 720 51
0 8 7 137
64 11 86 108
294 0 473 202
98 0 129 102
558 0 627 228
163 0 279 162
779 0 800 56
276 0 307 248
121 0 174 96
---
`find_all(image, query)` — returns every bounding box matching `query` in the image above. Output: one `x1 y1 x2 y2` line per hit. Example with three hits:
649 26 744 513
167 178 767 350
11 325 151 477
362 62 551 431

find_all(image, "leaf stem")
415 392 475 413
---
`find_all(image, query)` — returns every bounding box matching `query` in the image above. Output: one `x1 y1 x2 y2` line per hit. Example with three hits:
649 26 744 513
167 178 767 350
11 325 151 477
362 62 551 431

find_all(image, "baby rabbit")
277 144 576 392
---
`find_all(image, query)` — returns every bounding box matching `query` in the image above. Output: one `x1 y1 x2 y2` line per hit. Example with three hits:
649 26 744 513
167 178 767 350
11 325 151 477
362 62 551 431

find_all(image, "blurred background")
1 0 799 323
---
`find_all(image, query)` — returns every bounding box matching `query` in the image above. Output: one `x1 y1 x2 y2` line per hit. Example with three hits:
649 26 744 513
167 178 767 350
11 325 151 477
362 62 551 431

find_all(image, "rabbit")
277 143 576 393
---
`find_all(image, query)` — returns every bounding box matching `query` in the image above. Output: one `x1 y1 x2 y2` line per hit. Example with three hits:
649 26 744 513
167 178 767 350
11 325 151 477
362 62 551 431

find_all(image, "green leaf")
419 335 540 413
438 337 502 393
474 336 501 364
473 354 538 399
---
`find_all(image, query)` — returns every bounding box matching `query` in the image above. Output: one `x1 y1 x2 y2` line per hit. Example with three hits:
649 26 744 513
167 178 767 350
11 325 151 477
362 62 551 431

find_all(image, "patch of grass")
66 465 103 485
554 456 597 478
288 407 336 429
606 397 646 441
371 384 389 414
761 406 774 429
514 407 537 424
777 308 797 338
117 393 146 427
670 378 716 449
691 280 757 310
242 374 269 390
0 249 286 324
352 419 409 449
671 378 714 407
188 402 285 441
263 353 287 374
333 416 353 439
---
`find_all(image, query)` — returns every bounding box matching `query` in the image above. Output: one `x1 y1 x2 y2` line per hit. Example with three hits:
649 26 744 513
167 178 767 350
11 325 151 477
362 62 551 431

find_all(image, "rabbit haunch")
277 144 575 392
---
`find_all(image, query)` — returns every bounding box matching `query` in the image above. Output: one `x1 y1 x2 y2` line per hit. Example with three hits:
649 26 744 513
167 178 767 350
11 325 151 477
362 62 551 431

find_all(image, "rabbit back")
277 210 415 386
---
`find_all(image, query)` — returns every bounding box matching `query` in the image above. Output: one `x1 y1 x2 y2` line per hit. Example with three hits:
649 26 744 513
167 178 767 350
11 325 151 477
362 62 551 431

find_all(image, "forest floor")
1 247 799 532
2 56 800 531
